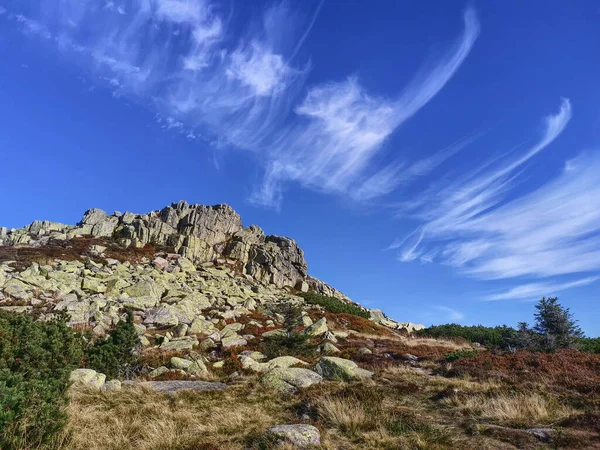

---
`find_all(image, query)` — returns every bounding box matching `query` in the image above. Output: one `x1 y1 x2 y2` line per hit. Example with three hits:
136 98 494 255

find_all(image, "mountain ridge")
0 200 422 333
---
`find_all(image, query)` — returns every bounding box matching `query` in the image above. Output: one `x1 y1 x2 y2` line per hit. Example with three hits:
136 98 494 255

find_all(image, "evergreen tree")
533 297 584 351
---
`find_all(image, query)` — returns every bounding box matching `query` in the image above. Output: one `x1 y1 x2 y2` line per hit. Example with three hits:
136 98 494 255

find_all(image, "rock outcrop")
0 201 424 333
1 201 316 291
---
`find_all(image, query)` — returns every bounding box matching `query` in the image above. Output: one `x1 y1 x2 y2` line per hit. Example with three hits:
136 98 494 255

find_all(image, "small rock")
70 368 106 389
152 257 169 271
103 379 122 391
314 356 373 381
171 357 193 370
261 367 322 394
266 424 320 448
303 317 327 336
148 366 169 378
322 342 340 354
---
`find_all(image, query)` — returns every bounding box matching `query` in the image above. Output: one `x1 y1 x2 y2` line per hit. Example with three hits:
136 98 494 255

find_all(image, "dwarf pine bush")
0 310 84 449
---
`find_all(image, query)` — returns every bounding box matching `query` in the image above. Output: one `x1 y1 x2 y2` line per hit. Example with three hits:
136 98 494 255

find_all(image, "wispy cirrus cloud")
391 99 600 299
486 276 600 301
433 305 465 321
1 1 479 208
251 9 480 207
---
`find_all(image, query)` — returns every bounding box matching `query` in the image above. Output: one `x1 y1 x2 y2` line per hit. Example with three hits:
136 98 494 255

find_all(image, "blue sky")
1 1 599 335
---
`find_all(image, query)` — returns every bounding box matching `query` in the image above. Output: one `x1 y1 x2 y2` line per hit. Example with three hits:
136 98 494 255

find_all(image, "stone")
295 280 309 292
322 342 340 354
359 347 372 355
171 357 193 370
152 257 169 270
81 277 106 293
199 338 217 351
301 315 313 327
70 368 106 389
176 257 197 273
314 357 373 381
221 333 247 348
261 367 322 394
241 350 267 362
143 380 228 394
3 279 31 300
369 309 424 332
120 295 159 310
144 307 180 327
303 317 328 336
262 328 286 338
148 366 170 378
103 379 122 391
159 336 198 351
124 280 164 301
322 331 337 343
173 323 189 338
266 424 320 448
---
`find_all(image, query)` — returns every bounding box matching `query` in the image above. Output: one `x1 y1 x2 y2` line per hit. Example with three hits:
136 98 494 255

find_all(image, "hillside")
1 202 599 450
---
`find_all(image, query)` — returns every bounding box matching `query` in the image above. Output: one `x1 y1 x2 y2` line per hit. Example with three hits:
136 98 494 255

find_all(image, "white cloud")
5 2 479 209
156 0 207 24
486 276 600 301
227 41 293 96
251 8 480 207
392 99 600 297
433 305 465 321
15 14 51 39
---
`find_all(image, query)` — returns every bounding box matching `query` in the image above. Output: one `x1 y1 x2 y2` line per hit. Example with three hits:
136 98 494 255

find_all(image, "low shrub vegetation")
298 292 369 318
445 348 479 362
261 303 317 359
84 308 140 379
418 323 519 349
0 310 84 449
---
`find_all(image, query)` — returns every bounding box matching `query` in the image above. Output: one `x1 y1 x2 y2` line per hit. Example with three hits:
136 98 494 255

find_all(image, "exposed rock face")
369 309 425 333
1 201 316 291
0 201 425 332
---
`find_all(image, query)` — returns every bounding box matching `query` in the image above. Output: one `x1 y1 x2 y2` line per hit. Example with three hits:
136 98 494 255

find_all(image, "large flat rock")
142 380 228 394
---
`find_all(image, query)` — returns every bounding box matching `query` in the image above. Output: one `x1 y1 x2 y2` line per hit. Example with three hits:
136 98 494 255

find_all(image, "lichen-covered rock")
171 357 193 370
103 379 122 391
303 317 328 336
369 309 425 332
159 336 199 351
322 342 340 354
266 424 321 448
314 356 373 381
261 367 322 394
189 317 217 335
70 368 106 389
144 306 180 327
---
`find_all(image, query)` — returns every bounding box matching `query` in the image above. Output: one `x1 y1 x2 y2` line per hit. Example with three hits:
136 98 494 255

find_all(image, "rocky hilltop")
0 201 422 335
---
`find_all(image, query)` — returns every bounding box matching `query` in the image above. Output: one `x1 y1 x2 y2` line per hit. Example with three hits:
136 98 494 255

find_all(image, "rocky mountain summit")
0 201 422 335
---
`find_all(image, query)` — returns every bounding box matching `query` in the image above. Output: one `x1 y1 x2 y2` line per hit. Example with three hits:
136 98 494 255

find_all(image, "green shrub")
445 349 479 362
577 337 600 354
417 324 519 350
0 310 84 449
85 309 140 379
261 303 317 359
298 292 369 318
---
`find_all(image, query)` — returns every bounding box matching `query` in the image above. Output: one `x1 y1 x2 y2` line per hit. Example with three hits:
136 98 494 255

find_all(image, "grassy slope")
50 322 600 450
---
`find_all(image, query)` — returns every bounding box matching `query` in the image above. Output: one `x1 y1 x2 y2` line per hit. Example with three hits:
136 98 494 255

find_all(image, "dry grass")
59 383 290 450
442 392 576 427
317 397 370 435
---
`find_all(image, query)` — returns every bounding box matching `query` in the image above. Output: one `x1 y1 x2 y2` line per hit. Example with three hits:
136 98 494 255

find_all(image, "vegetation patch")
445 348 479 362
298 292 369 318
0 311 83 449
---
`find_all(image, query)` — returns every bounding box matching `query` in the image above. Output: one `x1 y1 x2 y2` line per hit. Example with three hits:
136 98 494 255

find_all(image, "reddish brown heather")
0 236 164 270
452 350 600 395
